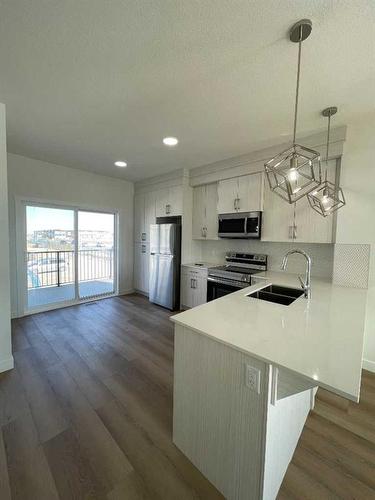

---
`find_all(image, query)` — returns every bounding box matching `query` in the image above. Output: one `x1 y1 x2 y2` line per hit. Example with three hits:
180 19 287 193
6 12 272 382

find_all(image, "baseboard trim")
363 359 375 373
0 356 14 373
118 288 135 296
133 289 149 297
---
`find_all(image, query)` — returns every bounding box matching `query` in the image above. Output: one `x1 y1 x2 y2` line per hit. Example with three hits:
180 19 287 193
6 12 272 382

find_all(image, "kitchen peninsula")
171 272 368 500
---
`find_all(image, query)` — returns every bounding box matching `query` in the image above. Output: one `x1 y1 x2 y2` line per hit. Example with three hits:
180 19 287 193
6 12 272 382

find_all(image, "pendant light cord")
292 26 303 145
325 113 331 181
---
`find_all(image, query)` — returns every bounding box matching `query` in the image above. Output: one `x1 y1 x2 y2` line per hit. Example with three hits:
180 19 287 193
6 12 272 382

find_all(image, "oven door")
218 213 246 238
207 277 249 302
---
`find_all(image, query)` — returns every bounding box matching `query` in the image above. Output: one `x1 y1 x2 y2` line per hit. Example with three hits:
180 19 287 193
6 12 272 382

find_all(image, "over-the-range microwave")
218 211 262 239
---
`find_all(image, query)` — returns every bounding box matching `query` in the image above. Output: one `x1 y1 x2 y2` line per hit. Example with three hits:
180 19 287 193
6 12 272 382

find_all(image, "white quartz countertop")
171 271 368 402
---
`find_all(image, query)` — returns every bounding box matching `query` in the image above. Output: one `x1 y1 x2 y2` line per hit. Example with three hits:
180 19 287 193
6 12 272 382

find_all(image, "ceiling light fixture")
163 136 178 146
114 161 127 167
264 19 321 204
307 107 346 217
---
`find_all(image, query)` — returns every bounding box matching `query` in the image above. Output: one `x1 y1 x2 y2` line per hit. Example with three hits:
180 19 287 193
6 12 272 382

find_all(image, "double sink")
247 284 304 306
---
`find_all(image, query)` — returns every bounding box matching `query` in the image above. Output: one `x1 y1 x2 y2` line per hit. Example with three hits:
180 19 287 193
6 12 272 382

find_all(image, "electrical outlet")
245 364 261 394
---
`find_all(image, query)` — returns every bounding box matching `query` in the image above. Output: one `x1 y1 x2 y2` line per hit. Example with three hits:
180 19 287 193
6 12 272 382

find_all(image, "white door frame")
15 195 119 317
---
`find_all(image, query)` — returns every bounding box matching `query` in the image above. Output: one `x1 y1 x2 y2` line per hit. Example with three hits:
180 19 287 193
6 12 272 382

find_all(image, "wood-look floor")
1 294 374 499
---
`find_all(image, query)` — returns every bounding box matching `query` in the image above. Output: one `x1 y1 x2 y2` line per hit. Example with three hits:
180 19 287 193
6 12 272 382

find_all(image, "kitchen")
0 3 374 499
133 127 372 498
132 17 374 500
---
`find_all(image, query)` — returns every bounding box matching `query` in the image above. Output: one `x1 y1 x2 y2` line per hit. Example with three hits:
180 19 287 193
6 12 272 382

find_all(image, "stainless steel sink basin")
247 284 304 306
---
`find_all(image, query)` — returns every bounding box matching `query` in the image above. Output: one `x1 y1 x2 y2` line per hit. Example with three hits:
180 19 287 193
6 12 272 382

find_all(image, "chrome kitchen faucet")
281 249 312 299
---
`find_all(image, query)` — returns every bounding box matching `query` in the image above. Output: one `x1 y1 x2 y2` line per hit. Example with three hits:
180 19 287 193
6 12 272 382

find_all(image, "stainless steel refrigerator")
149 223 181 310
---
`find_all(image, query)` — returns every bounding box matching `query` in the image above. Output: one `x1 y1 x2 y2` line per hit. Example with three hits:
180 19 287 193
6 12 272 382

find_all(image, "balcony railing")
27 249 114 289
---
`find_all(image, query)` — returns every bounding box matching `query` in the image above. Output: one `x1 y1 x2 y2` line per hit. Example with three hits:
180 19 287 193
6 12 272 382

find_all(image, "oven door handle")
207 276 250 288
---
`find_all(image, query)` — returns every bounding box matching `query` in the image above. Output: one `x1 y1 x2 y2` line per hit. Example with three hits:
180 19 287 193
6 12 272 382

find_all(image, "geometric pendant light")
307 106 346 217
265 19 322 204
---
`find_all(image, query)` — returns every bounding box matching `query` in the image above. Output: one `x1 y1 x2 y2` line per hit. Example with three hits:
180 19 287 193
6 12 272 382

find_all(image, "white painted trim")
118 288 135 296
363 359 375 373
133 289 149 297
0 356 14 373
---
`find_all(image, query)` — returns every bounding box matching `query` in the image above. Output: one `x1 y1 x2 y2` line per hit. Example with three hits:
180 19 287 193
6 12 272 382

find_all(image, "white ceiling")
1 1 374 182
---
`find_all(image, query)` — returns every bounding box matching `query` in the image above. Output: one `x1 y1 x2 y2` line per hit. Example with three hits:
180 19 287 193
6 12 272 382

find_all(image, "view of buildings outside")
26 206 115 291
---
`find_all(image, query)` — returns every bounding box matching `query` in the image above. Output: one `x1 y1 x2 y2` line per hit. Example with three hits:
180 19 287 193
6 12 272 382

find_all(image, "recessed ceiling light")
163 136 178 146
114 161 127 167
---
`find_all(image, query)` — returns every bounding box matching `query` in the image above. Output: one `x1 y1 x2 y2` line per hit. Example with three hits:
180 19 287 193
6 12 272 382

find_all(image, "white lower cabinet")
181 266 207 309
134 242 149 294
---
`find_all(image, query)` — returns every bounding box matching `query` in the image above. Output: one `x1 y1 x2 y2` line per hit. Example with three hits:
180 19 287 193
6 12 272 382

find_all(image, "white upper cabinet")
134 193 145 242
168 185 183 215
192 185 205 239
261 159 336 243
217 177 238 214
144 191 156 239
217 173 264 214
237 173 264 212
192 183 218 240
134 191 156 242
155 185 183 217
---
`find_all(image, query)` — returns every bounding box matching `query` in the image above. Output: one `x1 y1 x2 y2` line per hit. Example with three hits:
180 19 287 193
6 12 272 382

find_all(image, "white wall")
7 153 134 316
0 105 13 372
336 113 375 371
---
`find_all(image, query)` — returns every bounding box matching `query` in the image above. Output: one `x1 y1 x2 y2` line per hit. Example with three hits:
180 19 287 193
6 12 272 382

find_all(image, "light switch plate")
245 364 261 394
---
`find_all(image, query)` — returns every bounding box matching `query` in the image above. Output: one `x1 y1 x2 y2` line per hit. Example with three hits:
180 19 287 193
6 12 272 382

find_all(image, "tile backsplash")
197 240 334 279
333 244 370 288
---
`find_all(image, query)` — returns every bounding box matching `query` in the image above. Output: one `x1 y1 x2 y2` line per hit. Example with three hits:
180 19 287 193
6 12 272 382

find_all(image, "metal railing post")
57 251 61 287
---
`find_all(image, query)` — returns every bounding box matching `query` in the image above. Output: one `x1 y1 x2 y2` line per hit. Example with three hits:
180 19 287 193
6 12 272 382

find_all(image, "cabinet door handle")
141 245 146 253
234 198 237 211
237 198 240 211
201 227 205 237
141 232 146 241
190 278 194 289
165 204 171 214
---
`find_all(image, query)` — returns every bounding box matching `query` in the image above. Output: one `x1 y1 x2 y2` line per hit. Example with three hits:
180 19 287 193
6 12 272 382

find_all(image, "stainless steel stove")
207 252 267 301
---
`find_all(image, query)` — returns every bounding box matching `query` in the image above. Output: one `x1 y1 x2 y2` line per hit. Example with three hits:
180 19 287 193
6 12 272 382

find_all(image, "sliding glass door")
78 211 115 299
24 203 117 312
26 205 76 309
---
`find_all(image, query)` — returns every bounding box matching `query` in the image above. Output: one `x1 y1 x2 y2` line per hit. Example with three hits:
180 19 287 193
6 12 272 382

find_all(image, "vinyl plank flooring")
106 470 156 500
291 445 375 499
97 399 201 500
14 349 68 443
0 368 29 426
0 430 11 500
104 372 223 500
43 428 106 500
11 319 31 352
278 461 340 500
46 363 133 492
3 409 59 500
